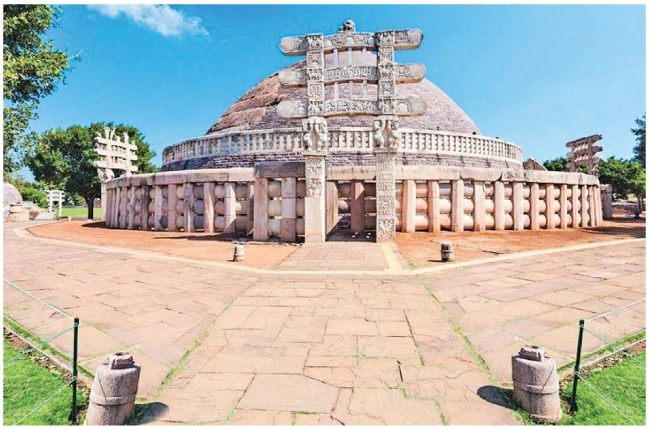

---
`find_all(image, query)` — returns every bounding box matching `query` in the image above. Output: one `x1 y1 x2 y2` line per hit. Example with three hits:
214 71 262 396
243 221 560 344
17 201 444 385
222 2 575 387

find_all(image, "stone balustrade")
104 165 601 240
162 128 523 166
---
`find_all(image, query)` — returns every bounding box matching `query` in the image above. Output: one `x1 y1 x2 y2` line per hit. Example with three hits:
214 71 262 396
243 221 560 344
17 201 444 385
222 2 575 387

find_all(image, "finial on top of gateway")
338 20 356 33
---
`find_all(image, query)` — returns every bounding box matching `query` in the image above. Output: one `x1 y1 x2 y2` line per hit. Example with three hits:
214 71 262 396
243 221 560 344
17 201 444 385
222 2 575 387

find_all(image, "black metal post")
569 319 585 413
69 317 79 424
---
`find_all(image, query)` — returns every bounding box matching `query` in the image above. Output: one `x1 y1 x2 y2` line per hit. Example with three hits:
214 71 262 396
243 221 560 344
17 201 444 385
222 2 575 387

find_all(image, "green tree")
543 156 571 172
598 156 646 211
3 5 73 178
631 114 645 168
25 123 157 219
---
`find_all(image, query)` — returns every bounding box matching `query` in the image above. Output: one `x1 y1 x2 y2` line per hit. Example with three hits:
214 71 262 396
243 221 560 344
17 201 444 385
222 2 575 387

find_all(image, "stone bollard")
233 242 245 262
86 352 141 425
441 242 455 262
511 345 562 423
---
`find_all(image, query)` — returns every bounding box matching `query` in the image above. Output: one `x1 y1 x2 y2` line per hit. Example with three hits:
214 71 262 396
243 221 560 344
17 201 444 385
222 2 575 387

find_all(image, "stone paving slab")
420 240 646 383
3 222 645 425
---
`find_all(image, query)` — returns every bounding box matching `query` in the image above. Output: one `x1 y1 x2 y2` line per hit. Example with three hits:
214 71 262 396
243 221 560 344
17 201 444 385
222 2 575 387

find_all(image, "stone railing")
162 128 523 165
104 165 602 240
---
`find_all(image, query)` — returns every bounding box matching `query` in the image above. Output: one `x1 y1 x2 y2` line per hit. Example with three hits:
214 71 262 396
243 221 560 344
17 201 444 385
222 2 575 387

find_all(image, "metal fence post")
69 317 79 424
569 319 585 413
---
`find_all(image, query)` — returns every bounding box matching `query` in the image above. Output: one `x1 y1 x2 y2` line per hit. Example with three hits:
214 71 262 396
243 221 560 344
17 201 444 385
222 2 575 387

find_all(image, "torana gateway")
102 21 603 242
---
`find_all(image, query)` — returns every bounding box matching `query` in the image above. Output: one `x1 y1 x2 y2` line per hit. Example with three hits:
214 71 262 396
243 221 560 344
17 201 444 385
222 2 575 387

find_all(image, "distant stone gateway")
103 21 603 242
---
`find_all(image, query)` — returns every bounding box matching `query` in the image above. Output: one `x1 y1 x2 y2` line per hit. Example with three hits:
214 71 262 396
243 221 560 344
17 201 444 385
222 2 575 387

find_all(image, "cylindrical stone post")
511 345 562 423
86 352 141 426
233 242 245 262
441 242 455 262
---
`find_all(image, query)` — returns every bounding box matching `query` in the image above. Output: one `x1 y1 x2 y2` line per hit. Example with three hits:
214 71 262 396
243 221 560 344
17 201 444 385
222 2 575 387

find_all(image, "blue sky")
27 4 646 168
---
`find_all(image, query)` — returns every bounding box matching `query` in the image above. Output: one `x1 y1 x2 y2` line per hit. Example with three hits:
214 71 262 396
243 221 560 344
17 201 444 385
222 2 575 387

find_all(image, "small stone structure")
511 345 562 423
93 127 138 220
45 189 65 217
86 352 141 425
566 134 603 175
101 20 604 240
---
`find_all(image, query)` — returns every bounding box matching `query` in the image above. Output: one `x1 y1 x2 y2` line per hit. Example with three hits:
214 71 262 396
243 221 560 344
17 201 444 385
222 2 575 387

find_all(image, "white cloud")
88 4 209 37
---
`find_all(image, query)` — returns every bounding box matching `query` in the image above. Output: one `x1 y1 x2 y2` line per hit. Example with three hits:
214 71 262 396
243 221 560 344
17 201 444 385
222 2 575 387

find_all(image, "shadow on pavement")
477 385 514 410
133 402 170 425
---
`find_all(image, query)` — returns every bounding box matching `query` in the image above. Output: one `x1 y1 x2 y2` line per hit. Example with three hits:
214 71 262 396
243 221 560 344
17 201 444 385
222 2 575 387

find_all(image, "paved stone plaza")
3 221 645 425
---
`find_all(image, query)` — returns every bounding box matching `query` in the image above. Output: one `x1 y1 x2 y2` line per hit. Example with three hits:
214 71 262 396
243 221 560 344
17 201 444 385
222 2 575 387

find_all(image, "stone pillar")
153 186 163 231
494 181 505 231
580 184 588 227
594 185 603 225
119 187 128 229
559 184 568 229
246 183 255 235
513 182 524 230
304 151 327 243
140 186 149 231
473 181 486 232
427 180 441 234
100 182 107 221
545 184 554 230
530 183 539 231
167 184 177 232
253 178 269 241
281 177 297 242
325 182 339 235
351 180 365 234
374 148 397 242
127 186 136 230
588 186 597 227
184 183 195 232
601 184 613 219
451 179 464 232
402 179 416 233
203 182 215 233
103 189 110 227
224 182 237 234
571 184 579 228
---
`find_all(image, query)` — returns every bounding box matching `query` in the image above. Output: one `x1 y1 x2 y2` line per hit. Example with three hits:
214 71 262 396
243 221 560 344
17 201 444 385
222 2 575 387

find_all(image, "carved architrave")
565 134 603 175
280 29 422 55
278 64 426 86
93 128 138 176
277 97 428 119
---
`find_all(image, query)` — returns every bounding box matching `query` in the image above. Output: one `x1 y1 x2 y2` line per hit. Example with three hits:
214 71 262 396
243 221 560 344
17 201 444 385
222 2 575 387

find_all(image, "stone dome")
206 52 480 136
3 182 22 205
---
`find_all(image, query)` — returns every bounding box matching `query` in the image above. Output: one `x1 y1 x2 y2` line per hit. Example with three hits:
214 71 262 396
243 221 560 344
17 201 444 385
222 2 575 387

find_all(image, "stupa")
102 21 602 242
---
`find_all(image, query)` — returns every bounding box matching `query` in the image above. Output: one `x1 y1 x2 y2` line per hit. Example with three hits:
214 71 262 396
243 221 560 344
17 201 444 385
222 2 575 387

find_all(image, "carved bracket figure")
302 117 328 151
372 116 400 149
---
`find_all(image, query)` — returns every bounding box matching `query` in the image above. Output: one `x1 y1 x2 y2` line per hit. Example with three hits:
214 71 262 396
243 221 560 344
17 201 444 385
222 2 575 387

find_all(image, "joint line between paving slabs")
415 274 523 424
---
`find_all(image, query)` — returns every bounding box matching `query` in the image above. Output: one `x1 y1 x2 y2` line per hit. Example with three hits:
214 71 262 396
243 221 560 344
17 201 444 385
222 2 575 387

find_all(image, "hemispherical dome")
3 182 22 205
206 52 480 136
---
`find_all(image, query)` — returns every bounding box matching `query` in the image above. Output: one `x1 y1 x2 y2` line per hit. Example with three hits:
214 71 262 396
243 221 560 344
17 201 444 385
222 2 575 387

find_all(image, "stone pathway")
3 221 645 425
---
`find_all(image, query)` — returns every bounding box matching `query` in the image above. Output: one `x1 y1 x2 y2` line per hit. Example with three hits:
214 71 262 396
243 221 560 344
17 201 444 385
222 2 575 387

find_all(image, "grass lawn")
560 351 646 425
60 206 102 219
3 339 76 425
